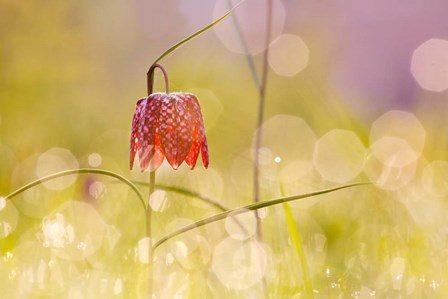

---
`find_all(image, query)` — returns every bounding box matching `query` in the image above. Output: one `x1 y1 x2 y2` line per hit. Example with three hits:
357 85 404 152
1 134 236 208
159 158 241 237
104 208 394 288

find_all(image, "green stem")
152 182 371 252
147 63 169 95
146 170 156 298
282 202 314 298
279 179 314 297
4 168 145 211
253 0 273 239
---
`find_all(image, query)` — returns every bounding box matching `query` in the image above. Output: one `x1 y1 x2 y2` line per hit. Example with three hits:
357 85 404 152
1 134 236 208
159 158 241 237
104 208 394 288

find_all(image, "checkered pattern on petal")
184 94 209 169
137 94 162 171
130 92 209 171
150 130 165 171
158 94 193 169
130 98 146 170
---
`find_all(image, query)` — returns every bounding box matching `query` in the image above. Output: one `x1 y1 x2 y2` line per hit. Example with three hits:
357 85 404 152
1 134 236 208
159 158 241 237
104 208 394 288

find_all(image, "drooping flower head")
130 91 209 171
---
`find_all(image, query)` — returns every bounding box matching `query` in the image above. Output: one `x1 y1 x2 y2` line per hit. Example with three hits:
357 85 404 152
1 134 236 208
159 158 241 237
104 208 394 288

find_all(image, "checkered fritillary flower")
130 92 209 171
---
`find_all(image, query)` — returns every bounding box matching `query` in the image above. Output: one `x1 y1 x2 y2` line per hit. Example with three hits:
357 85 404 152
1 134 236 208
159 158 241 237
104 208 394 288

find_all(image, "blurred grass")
1 0 448 298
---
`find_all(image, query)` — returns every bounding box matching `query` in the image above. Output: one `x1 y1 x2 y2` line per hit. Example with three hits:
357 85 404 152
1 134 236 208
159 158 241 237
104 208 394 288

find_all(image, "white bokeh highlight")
253 114 316 184
421 160 448 197
0 200 19 239
314 129 366 183
149 190 170 212
35 148 79 190
411 38 448 92
212 238 267 290
88 153 103 167
38 201 106 261
369 110 425 167
225 210 257 240
268 34 310 76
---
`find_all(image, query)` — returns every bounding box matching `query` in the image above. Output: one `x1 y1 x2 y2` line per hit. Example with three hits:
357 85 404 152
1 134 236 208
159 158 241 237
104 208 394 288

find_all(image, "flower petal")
184 94 209 168
149 131 165 171
158 94 193 169
138 94 162 172
201 134 209 168
184 124 201 169
130 98 146 170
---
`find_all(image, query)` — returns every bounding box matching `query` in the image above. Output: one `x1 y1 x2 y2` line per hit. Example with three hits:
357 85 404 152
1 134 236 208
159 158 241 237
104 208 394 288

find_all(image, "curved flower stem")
147 63 169 95
3 168 145 211
152 182 372 252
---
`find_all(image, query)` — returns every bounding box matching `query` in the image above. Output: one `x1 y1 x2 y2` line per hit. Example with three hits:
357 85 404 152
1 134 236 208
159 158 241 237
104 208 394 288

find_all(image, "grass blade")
134 181 227 212
153 0 245 65
4 168 146 211
134 181 249 236
152 182 372 251
283 201 314 297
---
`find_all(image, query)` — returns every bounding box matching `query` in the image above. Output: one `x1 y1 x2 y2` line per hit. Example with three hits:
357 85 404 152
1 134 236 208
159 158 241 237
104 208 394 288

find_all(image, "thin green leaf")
134 181 249 235
283 202 314 297
133 181 227 211
153 0 245 65
152 182 372 251
280 181 314 297
4 168 146 211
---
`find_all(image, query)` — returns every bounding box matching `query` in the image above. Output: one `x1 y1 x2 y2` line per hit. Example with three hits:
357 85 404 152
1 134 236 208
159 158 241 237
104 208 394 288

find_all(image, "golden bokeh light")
225 209 257 240
0 200 19 239
35 148 79 190
369 110 425 168
314 129 366 183
421 160 448 197
211 237 267 290
38 201 106 261
268 34 310 77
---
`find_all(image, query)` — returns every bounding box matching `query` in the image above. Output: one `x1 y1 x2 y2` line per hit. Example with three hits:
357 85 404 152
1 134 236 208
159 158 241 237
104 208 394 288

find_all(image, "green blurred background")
1 0 448 298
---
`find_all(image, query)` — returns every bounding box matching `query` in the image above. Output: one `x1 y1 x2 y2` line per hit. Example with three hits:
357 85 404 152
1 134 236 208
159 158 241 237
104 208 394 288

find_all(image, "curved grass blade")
153 0 245 65
4 168 146 211
152 182 372 251
133 181 227 212
134 181 249 235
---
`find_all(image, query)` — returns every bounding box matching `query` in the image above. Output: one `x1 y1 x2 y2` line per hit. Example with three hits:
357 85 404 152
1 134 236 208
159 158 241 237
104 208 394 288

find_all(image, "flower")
130 92 209 171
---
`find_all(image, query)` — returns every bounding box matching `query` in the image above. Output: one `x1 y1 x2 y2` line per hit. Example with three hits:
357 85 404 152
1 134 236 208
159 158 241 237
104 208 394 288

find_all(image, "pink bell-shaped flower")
130 92 209 171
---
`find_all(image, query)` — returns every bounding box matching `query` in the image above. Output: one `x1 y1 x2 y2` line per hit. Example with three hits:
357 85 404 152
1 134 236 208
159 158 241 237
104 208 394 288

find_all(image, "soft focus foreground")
1 0 448 298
